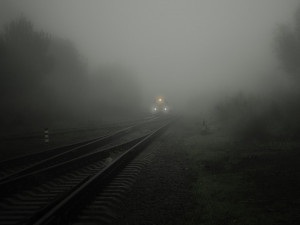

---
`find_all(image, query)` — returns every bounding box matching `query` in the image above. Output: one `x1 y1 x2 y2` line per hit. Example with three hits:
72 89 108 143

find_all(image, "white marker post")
44 128 49 143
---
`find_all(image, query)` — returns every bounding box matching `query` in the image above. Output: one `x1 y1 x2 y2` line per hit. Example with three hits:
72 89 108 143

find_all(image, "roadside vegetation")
177 6 300 225
212 6 300 143
177 119 300 225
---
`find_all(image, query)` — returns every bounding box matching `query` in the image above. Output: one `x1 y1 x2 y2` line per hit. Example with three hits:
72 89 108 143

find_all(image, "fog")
2 3 300 223
1 0 300 129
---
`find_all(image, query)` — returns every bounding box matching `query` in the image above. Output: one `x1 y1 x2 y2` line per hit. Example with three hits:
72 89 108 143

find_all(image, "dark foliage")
0 17 142 132
275 7 300 78
212 6 300 142
214 93 286 142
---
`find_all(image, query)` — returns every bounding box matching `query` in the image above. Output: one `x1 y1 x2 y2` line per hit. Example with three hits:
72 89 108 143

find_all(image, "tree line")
213 6 300 141
0 17 141 132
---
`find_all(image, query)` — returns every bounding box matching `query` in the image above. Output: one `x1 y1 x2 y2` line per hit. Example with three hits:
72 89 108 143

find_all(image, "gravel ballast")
114 124 196 225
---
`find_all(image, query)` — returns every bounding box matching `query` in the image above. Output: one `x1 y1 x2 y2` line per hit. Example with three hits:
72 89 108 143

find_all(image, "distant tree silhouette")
275 25 299 76
46 38 88 120
0 17 52 127
0 17 87 129
275 7 300 78
0 17 142 131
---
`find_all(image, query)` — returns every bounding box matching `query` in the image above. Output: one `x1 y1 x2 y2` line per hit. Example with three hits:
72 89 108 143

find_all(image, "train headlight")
154 108 157 111
164 107 167 111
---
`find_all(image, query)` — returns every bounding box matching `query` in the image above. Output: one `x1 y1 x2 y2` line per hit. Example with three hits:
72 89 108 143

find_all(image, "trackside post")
44 128 49 143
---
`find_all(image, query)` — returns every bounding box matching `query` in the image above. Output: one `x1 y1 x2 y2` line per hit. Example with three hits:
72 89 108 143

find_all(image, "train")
152 97 169 113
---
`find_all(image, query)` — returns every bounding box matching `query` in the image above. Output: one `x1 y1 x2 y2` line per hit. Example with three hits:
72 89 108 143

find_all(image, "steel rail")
0 136 150 225
0 116 165 186
0 136 102 172
25 121 172 225
0 115 163 184
0 123 141 185
0 114 157 141
0 134 147 193
0 114 159 168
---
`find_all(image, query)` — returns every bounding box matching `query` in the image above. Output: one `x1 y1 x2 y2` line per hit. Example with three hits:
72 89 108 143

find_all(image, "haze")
0 0 298 110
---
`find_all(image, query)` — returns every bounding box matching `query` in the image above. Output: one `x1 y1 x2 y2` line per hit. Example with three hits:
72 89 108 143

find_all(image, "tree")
45 38 88 120
275 25 299 76
0 17 88 128
0 17 52 127
275 7 300 78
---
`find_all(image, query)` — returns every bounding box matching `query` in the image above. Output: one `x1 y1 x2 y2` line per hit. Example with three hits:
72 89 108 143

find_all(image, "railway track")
0 117 173 225
68 146 159 225
0 115 158 141
0 115 160 182
0 126 134 183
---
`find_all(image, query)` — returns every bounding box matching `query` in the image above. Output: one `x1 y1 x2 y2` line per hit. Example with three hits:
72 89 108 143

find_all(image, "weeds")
180 126 300 225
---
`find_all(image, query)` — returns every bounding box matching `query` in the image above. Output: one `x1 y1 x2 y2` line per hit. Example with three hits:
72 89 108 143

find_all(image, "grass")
177 120 300 225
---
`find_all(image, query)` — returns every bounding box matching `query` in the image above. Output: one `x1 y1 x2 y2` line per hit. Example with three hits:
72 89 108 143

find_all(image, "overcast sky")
1 0 299 106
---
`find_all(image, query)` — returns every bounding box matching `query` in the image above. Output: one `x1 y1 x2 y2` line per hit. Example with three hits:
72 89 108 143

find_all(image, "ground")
1 118 299 224
114 118 300 225
113 122 196 225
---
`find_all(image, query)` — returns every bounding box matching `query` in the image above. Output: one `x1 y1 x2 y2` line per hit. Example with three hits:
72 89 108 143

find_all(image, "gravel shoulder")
113 122 196 225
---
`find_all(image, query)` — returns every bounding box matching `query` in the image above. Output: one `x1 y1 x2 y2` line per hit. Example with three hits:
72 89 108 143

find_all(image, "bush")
214 93 286 142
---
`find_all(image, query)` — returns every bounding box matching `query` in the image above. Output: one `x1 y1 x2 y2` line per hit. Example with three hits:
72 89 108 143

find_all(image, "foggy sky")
1 0 299 107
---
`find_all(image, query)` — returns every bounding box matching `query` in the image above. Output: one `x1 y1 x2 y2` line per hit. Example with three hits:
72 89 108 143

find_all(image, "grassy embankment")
179 119 300 225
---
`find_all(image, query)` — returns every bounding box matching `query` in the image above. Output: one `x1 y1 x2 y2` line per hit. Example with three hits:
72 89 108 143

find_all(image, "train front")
152 97 169 114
